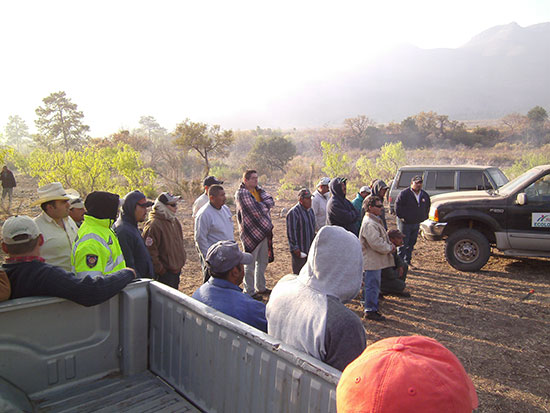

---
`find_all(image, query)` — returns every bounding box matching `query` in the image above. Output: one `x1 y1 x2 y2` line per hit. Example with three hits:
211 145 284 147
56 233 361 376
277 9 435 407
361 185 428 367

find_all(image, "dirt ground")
4 178 549 412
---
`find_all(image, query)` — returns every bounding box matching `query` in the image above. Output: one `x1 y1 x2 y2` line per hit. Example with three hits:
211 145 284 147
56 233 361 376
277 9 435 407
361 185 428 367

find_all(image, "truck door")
506 173 550 250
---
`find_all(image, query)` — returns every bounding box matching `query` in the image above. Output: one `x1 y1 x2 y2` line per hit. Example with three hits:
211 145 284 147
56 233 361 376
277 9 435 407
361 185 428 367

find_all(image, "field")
3 176 549 413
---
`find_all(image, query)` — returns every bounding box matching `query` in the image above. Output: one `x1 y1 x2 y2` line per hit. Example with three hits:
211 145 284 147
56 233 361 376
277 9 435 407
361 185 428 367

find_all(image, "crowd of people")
0 167 478 411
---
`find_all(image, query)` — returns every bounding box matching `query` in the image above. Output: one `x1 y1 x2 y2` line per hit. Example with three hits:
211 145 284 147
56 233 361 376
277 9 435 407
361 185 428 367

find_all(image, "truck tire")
445 229 490 272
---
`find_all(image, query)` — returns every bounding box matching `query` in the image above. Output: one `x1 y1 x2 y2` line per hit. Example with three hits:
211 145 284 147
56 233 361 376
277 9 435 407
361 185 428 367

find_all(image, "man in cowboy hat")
33 182 78 272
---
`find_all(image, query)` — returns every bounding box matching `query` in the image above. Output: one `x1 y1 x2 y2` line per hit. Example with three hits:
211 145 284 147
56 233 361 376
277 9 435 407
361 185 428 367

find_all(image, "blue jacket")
395 187 431 225
350 193 365 236
192 277 268 332
115 191 154 278
326 178 359 234
4 260 134 307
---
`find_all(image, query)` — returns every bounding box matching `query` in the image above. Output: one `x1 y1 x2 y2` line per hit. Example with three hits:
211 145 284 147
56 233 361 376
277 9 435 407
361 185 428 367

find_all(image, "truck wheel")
445 229 490 272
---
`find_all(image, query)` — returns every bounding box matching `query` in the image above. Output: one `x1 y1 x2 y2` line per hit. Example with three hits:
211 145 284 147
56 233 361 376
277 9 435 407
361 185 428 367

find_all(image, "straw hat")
32 182 71 206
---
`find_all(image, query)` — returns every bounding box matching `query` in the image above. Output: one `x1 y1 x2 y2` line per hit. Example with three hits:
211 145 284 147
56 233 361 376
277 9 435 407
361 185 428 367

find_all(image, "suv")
388 165 508 213
421 165 550 271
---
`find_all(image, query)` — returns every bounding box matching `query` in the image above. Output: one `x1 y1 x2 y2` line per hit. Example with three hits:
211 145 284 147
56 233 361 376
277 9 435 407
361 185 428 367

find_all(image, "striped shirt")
286 203 316 254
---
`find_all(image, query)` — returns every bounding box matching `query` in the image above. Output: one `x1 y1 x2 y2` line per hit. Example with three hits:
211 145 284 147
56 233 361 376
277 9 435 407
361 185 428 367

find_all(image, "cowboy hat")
32 182 71 206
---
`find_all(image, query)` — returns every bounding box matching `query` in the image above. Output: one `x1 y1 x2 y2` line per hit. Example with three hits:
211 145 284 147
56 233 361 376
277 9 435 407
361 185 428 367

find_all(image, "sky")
1 0 549 136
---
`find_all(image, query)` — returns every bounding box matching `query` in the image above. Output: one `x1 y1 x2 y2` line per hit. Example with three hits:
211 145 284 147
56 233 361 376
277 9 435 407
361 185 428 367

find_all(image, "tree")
527 106 548 124
34 91 90 152
526 106 549 144
356 141 407 183
320 141 351 177
248 136 296 173
137 115 167 140
173 119 233 175
4 115 30 150
343 115 375 148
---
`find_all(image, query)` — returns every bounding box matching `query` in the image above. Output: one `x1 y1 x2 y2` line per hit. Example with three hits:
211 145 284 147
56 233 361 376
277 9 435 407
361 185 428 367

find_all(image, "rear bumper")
420 219 446 241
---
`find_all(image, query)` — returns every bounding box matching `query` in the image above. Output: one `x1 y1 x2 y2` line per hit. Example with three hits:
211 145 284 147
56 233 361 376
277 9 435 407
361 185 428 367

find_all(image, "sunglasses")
373 204 384 208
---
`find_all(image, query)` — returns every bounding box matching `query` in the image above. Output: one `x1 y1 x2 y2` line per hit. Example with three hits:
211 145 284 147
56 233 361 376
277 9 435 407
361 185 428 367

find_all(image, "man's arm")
115 227 136 273
259 187 275 210
194 212 211 258
142 223 166 276
286 209 300 254
0 270 11 301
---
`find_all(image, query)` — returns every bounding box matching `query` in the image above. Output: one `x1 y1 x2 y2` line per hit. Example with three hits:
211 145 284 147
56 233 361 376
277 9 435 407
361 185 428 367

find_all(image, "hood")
431 190 501 206
149 198 177 221
371 180 388 197
329 177 347 199
85 191 120 220
121 190 147 225
297 225 363 303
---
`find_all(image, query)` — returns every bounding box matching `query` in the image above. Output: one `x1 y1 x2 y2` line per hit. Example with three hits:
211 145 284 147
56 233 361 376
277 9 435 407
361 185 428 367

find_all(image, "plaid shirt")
235 183 274 252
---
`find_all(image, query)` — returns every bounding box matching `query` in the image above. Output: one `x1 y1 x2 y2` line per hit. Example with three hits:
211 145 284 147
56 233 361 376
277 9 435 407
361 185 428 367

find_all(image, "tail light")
429 206 439 222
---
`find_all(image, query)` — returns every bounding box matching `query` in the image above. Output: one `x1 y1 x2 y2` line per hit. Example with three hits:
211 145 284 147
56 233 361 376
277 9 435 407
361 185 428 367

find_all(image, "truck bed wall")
0 281 340 412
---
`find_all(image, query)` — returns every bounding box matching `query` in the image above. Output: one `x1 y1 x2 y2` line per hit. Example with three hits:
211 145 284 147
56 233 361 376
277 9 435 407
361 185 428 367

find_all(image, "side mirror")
516 193 527 205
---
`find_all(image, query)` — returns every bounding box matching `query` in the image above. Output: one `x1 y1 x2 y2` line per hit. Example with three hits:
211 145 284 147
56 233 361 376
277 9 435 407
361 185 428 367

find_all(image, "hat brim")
31 195 70 206
240 252 254 266
141 201 154 207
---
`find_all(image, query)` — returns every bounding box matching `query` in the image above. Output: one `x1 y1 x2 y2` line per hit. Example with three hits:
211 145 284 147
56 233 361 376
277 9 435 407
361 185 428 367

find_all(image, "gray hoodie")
266 226 366 371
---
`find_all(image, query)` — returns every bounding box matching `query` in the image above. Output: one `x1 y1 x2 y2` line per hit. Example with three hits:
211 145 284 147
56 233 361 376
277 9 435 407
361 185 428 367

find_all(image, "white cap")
1 216 41 244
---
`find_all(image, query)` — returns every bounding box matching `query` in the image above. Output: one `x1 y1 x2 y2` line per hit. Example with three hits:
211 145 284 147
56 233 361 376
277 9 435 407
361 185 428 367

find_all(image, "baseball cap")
206 240 253 274
158 192 181 206
412 175 423 183
298 188 312 199
317 177 331 187
203 176 224 186
337 335 478 413
359 186 371 194
1 216 41 245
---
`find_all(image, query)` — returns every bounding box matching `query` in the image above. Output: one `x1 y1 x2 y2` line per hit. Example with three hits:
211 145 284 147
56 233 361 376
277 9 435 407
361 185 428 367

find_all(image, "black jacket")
395 187 431 224
326 178 359 233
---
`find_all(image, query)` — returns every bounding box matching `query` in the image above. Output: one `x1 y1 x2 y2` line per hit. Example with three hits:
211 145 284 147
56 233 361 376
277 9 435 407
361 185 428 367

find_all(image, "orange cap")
337 336 478 413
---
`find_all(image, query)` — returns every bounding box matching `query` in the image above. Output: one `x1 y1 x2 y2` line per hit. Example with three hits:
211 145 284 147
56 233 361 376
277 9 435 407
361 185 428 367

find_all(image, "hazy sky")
1 0 549 136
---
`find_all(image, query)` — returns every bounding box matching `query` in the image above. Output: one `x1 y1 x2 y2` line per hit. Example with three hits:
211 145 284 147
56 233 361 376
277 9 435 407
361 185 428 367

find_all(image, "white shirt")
194 203 235 258
311 190 330 231
34 212 79 272
192 193 209 218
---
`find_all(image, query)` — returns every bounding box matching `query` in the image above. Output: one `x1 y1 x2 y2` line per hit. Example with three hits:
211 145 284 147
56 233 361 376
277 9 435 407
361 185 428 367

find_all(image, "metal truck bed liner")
35 370 199 413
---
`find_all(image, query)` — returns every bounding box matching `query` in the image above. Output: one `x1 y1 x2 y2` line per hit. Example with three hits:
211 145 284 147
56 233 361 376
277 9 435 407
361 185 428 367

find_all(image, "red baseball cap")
337 336 478 413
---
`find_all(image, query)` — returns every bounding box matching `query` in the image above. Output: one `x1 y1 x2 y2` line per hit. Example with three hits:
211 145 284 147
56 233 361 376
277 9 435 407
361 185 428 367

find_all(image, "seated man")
337 335 478 412
192 240 267 332
2 216 135 306
380 229 410 297
266 225 366 371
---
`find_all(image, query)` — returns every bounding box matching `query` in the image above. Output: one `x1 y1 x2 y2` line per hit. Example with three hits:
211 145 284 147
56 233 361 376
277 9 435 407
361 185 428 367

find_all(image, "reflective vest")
72 215 126 277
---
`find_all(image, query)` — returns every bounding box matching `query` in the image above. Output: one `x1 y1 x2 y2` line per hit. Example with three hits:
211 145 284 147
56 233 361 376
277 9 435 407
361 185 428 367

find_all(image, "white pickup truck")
0 280 340 412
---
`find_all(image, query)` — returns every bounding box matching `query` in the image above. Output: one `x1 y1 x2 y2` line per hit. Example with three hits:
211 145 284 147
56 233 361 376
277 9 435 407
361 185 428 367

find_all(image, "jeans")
396 220 420 264
363 269 381 312
243 237 268 295
291 253 307 275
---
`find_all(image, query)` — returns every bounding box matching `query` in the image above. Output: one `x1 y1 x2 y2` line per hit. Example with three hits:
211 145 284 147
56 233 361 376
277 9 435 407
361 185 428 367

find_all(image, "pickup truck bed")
35 371 198 413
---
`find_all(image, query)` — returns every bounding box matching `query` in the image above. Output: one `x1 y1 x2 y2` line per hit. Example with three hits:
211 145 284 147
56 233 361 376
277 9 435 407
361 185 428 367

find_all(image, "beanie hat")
85 191 120 220
337 335 478 413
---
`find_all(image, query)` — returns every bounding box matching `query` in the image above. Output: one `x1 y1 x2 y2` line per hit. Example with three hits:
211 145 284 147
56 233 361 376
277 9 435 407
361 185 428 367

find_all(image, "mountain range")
238 22 550 128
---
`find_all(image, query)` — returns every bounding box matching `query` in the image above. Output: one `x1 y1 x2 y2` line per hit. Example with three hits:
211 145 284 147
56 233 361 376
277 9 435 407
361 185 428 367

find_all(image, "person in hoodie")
351 186 371 236
266 225 366 371
72 191 126 278
366 179 389 230
311 177 331 231
326 177 359 234
142 192 186 289
114 190 154 278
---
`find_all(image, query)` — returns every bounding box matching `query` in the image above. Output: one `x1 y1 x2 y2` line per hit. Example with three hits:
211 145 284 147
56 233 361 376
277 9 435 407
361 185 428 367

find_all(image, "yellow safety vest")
72 215 126 277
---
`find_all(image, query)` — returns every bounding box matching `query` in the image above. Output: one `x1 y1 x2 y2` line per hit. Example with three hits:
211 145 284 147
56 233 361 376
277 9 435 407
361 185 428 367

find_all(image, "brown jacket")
142 207 186 275
0 270 11 302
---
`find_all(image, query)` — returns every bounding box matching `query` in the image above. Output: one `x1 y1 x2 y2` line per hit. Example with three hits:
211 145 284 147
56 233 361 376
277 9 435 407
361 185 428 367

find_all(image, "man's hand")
292 249 301 258
125 267 137 279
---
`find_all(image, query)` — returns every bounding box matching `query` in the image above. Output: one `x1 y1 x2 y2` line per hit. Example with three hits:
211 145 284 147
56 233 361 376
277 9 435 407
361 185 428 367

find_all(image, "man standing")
0 166 16 210
192 240 267 332
33 182 78 272
360 196 395 322
194 185 234 282
72 191 126 278
267 226 366 371
115 190 154 278
192 175 223 218
67 192 86 227
2 215 135 306
235 169 274 297
311 177 330 231
326 177 359 234
142 192 186 289
395 175 431 266
351 185 370 235
369 179 390 229
286 188 315 274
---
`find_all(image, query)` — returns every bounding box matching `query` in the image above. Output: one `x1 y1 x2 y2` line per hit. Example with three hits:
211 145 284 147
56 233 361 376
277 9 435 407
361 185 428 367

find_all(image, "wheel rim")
453 239 479 264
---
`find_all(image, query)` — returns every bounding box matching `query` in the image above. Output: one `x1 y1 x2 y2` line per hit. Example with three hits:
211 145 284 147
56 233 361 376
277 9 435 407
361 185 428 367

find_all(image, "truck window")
459 171 488 190
487 168 509 188
424 171 436 190
524 175 550 202
397 171 423 188
435 171 454 190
